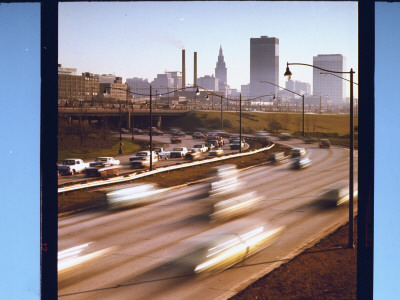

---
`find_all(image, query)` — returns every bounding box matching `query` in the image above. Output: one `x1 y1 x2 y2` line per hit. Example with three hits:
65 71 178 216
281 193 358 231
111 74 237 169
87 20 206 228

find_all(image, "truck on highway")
58 158 89 176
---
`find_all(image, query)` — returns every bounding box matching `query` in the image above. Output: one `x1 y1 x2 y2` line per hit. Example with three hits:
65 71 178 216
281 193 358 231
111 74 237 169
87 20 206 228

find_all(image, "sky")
0 3 40 299
374 2 400 298
59 1 358 97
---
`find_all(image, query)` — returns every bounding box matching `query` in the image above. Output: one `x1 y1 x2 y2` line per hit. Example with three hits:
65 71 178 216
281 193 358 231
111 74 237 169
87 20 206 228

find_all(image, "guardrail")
58 143 275 193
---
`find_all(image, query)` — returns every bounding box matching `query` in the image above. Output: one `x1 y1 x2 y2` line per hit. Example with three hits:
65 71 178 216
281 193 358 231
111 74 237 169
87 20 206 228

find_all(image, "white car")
191 144 208 152
169 147 188 158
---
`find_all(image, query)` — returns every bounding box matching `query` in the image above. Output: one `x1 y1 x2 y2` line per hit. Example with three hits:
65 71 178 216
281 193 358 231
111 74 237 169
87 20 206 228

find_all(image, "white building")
126 77 151 98
198 75 219 91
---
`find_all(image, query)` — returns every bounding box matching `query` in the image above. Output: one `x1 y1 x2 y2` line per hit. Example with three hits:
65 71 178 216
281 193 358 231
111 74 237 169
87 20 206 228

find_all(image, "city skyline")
59 1 358 97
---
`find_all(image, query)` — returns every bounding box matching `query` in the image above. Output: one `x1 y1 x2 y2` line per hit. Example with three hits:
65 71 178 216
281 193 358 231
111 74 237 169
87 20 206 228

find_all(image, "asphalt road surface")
58 139 358 299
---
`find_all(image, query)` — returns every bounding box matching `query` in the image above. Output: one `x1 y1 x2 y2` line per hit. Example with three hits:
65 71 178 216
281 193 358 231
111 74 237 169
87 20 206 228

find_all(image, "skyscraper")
215 46 227 92
250 36 279 99
313 54 346 105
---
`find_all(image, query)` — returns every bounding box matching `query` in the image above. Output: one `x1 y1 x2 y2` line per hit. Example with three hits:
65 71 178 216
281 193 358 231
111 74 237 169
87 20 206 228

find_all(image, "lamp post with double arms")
260 80 305 137
285 62 356 249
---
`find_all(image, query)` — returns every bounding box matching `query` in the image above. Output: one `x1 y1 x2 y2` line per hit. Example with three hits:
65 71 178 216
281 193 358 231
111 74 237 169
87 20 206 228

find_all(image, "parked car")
291 156 312 169
170 147 188 158
290 148 307 158
319 139 332 148
268 152 286 164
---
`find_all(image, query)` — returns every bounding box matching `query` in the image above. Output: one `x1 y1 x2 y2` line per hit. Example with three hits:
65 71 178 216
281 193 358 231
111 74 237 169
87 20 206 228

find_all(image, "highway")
58 138 358 299
58 133 246 186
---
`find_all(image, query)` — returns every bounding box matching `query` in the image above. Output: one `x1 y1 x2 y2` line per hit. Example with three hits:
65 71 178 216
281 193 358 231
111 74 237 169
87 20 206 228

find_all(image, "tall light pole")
285 62 356 249
260 80 305 137
239 93 242 153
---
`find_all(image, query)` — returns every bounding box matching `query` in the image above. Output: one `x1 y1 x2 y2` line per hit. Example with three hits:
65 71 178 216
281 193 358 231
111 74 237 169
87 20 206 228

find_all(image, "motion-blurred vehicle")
104 183 167 209
204 142 216 152
278 133 292 140
170 147 188 158
168 218 284 275
89 157 120 167
132 128 145 135
319 139 332 148
303 137 317 144
185 149 203 161
85 164 122 177
192 132 206 139
318 182 357 206
291 156 312 169
268 152 286 164
129 151 158 168
206 134 224 148
290 147 307 158
254 130 271 137
208 149 224 157
58 158 89 176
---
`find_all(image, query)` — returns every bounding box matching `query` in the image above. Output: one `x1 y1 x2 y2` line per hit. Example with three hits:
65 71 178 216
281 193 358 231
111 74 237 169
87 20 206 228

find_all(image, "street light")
285 62 356 249
260 80 305 137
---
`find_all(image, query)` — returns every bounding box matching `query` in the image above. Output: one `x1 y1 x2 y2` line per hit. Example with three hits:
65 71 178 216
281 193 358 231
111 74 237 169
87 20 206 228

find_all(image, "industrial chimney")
182 49 186 88
194 51 197 87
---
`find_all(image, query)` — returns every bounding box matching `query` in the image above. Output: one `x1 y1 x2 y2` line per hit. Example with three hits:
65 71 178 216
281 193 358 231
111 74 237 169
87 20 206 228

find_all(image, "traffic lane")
58 147 356 298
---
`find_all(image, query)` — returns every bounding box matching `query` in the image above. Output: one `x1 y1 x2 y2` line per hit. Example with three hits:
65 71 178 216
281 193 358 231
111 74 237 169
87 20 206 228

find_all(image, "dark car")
192 132 206 139
171 130 186 137
171 137 182 144
319 139 331 148
132 128 145 135
185 150 202 161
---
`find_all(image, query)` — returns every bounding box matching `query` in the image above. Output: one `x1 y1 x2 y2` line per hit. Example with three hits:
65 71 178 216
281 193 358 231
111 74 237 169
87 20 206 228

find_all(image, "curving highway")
58 138 358 299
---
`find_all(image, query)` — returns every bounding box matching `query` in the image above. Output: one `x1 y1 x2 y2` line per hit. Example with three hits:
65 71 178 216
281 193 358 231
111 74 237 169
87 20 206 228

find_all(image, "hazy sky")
59 1 358 97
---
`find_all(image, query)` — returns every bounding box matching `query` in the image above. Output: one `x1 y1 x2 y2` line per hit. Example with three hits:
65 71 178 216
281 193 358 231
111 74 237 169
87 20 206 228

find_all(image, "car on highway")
153 147 170 160
132 128 145 135
278 133 292 140
268 152 286 164
89 157 120 167
171 136 183 144
230 138 245 150
58 158 89 176
129 151 158 169
254 130 271 137
291 156 312 169
318 182 355 206
104 183 167 209
185 149 203 161
192 132 206 139
171 130 186 137
208 149 224 157
191 144 208 153
290 147 307 158
319 139 332 148
170 147 188 158
168 219 284 275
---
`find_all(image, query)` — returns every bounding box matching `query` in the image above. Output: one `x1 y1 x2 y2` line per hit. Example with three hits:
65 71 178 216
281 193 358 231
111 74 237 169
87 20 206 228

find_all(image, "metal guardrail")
58 143 275 193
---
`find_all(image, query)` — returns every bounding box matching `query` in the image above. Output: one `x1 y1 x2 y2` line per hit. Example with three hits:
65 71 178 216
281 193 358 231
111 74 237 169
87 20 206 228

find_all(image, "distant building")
250 36 279 99
126 77 151 98
58 72 99 102
151 73 175 95
198 75 219 91
313 54 346 105
99 75 129 101
285 80 311 96
241 84 251 99
96 74 122 84
58 64 77 75
166 71 183 90
215 46 227 92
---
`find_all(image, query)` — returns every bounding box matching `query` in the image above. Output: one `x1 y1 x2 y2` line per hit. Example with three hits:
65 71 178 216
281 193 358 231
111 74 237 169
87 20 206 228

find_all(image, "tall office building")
215 46 227 92
313 54 346 104
250 36 279 99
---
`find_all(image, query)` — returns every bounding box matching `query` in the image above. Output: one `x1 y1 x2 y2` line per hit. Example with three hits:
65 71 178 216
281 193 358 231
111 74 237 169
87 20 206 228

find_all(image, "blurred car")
171 136 182 144
303 137 317 144
171 130 186 137
185 149 202 161
291 156 312 169
208 149 224 157
129 151 158 169
318 182 356 206
290 147 307 158
278 133 292 140
319 139 332 148
170 218 284 275
132 128 145 135
104 183 166 209
268 152 286 164
192 132 206 139
230 139 245 150
254 130 270 137
204 142 216 152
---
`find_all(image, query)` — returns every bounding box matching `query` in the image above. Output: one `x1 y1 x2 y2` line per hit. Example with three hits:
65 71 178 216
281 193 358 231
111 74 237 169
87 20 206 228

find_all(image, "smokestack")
194 51 197 87
182 49 186 88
